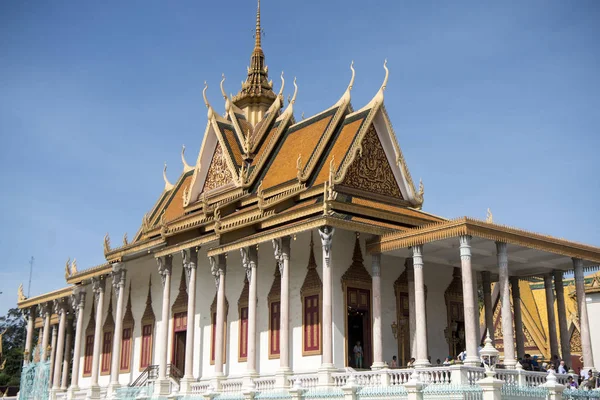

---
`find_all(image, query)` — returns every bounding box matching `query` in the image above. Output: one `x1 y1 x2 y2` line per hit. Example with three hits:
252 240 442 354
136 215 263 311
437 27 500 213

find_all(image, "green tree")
0 307 27 386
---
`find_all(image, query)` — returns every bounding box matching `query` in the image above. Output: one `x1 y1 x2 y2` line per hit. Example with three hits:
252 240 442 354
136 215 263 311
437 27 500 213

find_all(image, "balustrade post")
404 371 424 400
341 375 359 400
476 371 503 400
540 371 565 400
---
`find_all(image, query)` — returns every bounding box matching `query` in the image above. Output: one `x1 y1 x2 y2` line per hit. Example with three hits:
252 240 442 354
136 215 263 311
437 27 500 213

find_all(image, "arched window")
268 263 281 359
210 293 228 365
140 277 155 370
120 284 135 373
238 275 249 361
101 289 115 375
83 297 95 377
301 232 322 356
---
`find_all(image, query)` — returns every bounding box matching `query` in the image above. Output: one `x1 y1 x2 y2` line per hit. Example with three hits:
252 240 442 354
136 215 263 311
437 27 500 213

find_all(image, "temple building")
15 2 600 400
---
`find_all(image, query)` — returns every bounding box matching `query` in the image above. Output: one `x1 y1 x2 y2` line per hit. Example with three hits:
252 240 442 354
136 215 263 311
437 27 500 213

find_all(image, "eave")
18 286 73 309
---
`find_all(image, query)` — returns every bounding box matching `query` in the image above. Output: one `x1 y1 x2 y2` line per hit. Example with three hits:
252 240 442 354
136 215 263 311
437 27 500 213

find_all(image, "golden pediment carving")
203 143 233 193
341 125 402 199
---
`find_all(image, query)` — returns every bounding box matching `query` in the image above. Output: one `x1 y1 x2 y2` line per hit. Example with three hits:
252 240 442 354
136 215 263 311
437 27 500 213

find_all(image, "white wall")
586 293 600 370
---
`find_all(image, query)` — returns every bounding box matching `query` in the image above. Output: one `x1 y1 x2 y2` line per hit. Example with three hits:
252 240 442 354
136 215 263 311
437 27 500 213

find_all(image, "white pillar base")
476 374 504 400
86 385 101 400
105 383 121 400
318 364 336 386
210 375 225 392
179 376 196 395
275 368 292 389
153 378 172 396
66 386 79 400
371 361 387 370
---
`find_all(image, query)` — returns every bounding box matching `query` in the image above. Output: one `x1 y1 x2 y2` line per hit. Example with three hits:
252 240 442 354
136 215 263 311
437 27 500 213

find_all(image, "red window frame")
269 301 281 357
210 312 226 364
83 334 94 376
101 331 113 374
303 294 321 354
239 307 248 361
140 324 153 370
120 327 132 372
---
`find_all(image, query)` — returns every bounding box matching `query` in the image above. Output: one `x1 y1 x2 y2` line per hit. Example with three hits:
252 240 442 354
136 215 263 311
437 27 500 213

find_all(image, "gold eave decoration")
104 237 166 264
66 263 112 284
368 217 600 263
17 286 73 309
154 233 218 259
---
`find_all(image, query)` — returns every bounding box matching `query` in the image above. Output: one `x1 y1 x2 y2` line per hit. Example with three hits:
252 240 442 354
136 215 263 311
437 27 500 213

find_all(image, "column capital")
371 254 381 277
70 287 86 314
209 254 226 288
53 298 69 316
272 237 290 274
156 256 173 287
318 226 335 265
410 245 423 268
459 235 472 258
241 246 257 283
91 276 106 303
182 247 199 282
111 264 127 292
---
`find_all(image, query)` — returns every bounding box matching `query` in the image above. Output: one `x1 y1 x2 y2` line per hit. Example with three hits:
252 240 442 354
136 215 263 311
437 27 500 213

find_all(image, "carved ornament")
203 143 234 192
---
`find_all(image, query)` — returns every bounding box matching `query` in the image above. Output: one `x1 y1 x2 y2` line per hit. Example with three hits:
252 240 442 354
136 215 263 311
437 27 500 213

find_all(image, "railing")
191 380 212 394
221 377 244 393
129 364 158 387
387 369 414 385
417 367 452 385
166 363 183 384
289 373 319 389
254 375 277 391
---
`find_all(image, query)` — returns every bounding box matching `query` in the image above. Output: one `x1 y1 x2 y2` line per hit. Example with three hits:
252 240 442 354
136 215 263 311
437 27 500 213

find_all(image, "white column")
52 299 68 391
510 277 525 360
41 303 51 362
406 259 416 359
318 227 335 370
108 264 127 394
543 274 559 359
496 242 516 368
274 237 291 374
371 253 385 369
243 246 258 376
68 288 86 394
211 254 227 378
412 245 430 368
90 276 106 399
180 248 198 394
481 272 494 342
459 235 480 366
24 306 35 364
553 270 571 364
61 320 73 390
155 256 172 396
573 258 594 370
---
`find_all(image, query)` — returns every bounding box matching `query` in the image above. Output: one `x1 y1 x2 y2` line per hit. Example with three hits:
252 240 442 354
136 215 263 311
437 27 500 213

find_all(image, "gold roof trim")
66 262 112 284
153 233 217 258
368 217 600 262
17 286 73 309
104 237 166 264
332 200 439 227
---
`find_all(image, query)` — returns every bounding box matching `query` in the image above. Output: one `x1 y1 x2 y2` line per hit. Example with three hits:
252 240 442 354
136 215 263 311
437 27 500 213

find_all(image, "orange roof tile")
222 127 244 168
164 173 193 222
260 112 335 190
251 122 279 167
312 114 367 186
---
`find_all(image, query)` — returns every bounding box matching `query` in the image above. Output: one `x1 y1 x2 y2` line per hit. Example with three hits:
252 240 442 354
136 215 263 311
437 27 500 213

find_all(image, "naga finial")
65 257 71 278
296 154 303 182
418 178 424 197
71 258 78 274
220 74 228 101
104 233 111 253
486 208 493 224
290 77 298 105
123 232 129 246
257 180 265 211
18 283 26 302
278 71 285 97
348 60 356 92
163 162 174 191
380 59 389 92
301 112 305 120
202 81 210 108
181 145 192 172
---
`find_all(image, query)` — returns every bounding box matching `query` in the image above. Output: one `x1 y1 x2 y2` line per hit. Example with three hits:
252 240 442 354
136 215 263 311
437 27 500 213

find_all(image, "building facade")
15 2 600 400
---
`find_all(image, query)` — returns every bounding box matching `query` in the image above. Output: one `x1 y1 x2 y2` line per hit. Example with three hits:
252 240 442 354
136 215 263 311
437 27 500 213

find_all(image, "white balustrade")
221 378 244 393
254 375 276 391
289 373 319 389
387 368 413 385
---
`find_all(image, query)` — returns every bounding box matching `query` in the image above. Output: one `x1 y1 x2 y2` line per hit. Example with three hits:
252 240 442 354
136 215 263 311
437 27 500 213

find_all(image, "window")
303 294 321 354
120 327 132 372
140 324 153 369
210 312 227 364
239 307 248 361
101 330 113 374
269 301 281 357
83 334 94 376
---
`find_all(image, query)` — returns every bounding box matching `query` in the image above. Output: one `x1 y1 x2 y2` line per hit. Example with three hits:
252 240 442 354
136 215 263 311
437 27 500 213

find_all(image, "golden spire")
255 0 262 50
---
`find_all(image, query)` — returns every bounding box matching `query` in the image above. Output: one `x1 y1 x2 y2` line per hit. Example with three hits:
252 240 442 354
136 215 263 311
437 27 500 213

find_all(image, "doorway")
172 312 187 373
346 287 371 369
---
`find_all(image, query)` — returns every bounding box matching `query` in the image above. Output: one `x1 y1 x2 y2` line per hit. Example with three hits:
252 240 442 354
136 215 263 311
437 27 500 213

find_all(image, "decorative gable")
203 143 234 193
340 125 402 199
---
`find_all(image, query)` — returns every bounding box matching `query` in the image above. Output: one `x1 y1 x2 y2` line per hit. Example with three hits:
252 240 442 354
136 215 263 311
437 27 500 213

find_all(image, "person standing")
353 341 363 369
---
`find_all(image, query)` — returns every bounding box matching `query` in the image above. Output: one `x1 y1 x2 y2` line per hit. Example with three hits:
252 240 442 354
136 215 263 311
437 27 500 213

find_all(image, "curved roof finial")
220 74 228 101
203 81 211 108
290 77 298 105
380 59 389 92
255 0 262 49
278 71 285 97
181 145 193 172
163 162 174 191
348 60 356 92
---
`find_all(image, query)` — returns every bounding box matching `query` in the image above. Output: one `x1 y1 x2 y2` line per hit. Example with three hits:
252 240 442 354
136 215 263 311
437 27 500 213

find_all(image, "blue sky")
1 0 599 315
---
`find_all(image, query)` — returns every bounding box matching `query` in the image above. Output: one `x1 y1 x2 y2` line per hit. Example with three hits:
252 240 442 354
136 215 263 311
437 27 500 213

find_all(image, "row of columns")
22 231 596 398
